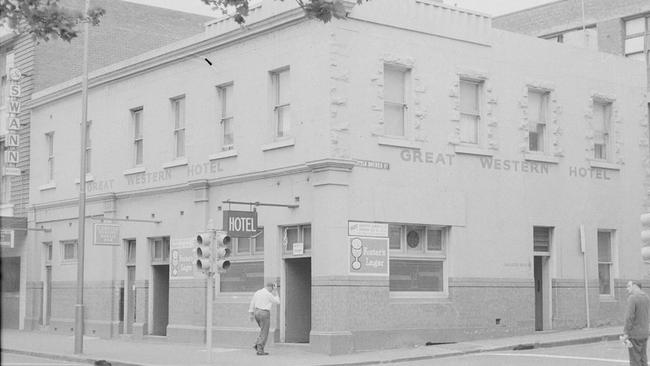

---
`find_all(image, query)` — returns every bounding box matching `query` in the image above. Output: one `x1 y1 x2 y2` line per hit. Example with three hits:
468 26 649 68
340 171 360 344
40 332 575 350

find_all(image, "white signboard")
93 223 120 245
293 242 304 256
348 221 388 238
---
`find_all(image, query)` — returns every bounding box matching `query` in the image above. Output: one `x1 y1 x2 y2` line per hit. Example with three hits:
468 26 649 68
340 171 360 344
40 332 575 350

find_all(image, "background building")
0 0 211 330
17 0 650 355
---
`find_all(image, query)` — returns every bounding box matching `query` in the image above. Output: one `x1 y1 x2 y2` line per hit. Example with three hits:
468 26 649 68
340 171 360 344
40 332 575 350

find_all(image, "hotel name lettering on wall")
4 67 22 176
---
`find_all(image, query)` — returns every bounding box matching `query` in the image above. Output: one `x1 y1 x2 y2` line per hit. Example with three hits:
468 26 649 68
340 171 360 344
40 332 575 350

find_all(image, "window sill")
60 260 78 265
589 160 621 171
454 145 494 157
389 291 450 301
377 136 421 149
74 174 95 184
123 166 146 176
39 182 56 191
524 153 560 164
262 138 295 152
162 158 189 169
209 149 238 161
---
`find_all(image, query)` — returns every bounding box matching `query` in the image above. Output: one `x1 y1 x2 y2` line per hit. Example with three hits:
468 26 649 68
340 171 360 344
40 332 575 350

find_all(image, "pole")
206 274 214 362
74 0 90 355
580 225 590 328
580 0 587 47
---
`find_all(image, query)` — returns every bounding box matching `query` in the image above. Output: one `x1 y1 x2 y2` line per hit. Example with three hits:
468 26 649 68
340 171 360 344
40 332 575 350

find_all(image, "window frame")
229 227 264 258
217 83 234 151
383 64 410 137
46 132 55 182
282 224 311 255
388 223 449 298
624 16 647 59
459 78 483 145
271 68 291 140
44 242 53 264
60 240 78 263
527 89 549 153
125 239 136 266
150 237 170 265
170 96 186 159
131 107 144 167
597 230 617 298
592 100 612 161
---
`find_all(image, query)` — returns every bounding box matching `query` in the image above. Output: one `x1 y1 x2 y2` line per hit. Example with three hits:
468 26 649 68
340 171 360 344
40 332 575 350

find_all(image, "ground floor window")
219 260 264 292
388 224 448 294
283 224 311 253
598 230 616 296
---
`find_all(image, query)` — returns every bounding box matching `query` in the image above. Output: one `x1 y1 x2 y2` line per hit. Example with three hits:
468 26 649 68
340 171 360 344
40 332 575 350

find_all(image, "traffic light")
214 231 231 272
195 232 213 273
642 213 650 262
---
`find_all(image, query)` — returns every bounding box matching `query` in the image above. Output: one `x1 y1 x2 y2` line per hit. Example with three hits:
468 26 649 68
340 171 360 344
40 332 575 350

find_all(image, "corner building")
25 0 649 354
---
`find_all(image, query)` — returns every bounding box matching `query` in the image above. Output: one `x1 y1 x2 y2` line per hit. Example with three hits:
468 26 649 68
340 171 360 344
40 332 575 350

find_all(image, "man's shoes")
256 351 269 356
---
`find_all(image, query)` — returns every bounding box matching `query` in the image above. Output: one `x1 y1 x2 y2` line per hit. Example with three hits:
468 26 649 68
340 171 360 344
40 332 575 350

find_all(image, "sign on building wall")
3 67 21 178
348 221 388 237
170 237 197 280
223 210 257 237
0 229 14 248
93 223 120 245
349 236 389 275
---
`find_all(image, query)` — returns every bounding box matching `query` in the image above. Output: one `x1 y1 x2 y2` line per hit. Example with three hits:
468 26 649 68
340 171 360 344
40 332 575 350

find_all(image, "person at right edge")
623 281 650 366
249 281 280 356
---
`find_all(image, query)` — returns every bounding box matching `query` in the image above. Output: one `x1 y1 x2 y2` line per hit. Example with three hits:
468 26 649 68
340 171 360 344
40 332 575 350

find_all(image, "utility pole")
74 0 90 355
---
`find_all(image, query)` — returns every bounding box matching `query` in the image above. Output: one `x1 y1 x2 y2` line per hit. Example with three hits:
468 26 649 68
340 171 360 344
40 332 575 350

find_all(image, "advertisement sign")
348 221 388 238
292 242 304 256
223 210 257 237
349 236 389 275
0 230 14 248
93 223 120 245
170 237 197 280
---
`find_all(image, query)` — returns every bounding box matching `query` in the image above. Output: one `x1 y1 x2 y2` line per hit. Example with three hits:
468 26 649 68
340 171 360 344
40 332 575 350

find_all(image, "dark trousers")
254 309 271 350
629 338 648 366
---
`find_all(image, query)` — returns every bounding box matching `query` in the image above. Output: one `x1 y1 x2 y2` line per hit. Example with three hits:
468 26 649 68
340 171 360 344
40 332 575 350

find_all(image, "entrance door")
45 266 52 326
151 265 169 336
534 256 543 331
126 266 136 334
1 257 20 329
285 258 311 343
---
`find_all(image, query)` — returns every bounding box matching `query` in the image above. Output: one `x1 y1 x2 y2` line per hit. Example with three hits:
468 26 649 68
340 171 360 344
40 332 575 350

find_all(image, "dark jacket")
624 292 650 339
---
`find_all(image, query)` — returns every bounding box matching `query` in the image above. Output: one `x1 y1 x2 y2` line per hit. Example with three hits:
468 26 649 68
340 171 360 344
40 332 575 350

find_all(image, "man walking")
623 281 650 366
249 282 280 355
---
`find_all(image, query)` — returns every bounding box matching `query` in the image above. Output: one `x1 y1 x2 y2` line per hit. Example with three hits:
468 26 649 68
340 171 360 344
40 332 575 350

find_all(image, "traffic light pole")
206 268 214 363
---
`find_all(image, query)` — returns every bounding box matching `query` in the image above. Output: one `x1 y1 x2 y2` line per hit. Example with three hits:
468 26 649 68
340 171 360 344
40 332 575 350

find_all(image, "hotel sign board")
223 210 257 237
3 68 21 173
93 223 120 245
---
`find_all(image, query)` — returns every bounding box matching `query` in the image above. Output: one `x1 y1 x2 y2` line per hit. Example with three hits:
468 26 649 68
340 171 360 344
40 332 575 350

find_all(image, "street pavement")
1 326 624 366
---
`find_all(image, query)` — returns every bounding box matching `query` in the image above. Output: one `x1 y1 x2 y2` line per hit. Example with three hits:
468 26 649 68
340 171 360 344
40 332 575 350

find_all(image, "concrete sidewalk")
1 326 622 366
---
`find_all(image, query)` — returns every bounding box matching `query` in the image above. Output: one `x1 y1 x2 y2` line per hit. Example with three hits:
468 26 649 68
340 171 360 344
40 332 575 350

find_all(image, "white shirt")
249 288 280 312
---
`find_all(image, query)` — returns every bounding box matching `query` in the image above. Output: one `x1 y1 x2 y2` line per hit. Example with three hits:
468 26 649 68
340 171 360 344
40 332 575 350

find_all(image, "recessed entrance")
151 264 169 336
284 257 311 343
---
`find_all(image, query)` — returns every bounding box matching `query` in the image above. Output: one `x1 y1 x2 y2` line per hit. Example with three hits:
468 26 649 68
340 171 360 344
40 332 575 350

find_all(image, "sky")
124 0 560 17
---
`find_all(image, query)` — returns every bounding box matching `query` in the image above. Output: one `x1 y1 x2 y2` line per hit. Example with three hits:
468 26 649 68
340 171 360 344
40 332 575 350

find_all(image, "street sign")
0 230 14 248
93 223 120 245
349 236 389 275
354 159 390 170
348 221 388 238
223 210 257 237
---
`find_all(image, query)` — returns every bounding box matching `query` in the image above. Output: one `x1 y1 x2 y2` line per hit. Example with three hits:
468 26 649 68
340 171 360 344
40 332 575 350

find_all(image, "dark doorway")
151 265 169 336
1 256 20 329
125 266 136 334
285 257 311 343
45 266 52 326
534 256 543 331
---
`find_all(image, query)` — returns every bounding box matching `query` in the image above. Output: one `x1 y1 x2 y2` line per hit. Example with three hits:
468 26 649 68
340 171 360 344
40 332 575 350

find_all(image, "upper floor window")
593 101 612 161
625 17 647 61
459 79 482 145
132 108 143 166
533 226 552 253
46 132 54 182
271 68 290 139
384 65 408 136
218 84 234 150
528 90 549 153
389 224 448 294
171 97 186 159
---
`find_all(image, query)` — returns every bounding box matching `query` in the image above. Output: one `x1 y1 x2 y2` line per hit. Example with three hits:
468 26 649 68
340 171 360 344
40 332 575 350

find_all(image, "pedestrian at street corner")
249 281 280 355
623 281 650 366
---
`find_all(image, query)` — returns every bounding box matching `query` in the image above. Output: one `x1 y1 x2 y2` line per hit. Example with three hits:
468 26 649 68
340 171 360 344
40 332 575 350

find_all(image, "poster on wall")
348 236 389 275
170 237 197 280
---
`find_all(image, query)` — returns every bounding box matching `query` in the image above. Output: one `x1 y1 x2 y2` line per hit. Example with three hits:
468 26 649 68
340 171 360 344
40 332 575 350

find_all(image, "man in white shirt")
249 281 280 355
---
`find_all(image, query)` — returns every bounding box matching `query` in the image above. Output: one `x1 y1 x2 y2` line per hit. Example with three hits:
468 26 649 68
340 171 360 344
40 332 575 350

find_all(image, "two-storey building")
23 0 648 354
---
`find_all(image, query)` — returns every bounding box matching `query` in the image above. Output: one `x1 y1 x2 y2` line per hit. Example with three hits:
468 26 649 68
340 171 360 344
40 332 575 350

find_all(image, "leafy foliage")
0 0 105 42
0 0 367 43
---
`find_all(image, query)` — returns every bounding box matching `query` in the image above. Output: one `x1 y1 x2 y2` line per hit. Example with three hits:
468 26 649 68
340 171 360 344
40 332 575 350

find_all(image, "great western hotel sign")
3 67 21 176
223 210 257 237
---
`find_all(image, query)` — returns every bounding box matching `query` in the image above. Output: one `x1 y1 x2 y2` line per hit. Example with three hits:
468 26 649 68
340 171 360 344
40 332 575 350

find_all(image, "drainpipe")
580 225 590 328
